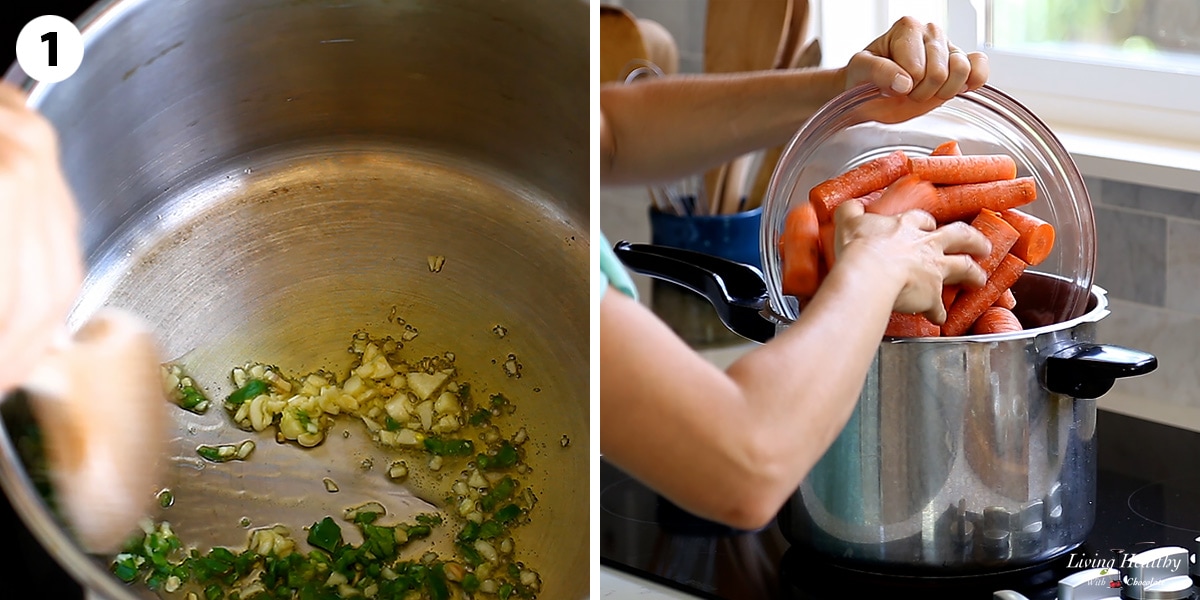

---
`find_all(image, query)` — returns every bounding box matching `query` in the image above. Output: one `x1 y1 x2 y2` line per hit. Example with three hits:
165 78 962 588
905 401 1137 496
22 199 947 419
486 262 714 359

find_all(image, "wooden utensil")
23 308 168 553
704 0 791 74
745 38 823 211
705 0 792 213
776 0 812 70
600 5 648 84
636 17 679 75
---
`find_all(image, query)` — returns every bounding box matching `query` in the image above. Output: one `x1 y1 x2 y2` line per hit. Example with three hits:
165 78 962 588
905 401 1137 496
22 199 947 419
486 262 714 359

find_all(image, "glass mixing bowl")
761 84 1096 328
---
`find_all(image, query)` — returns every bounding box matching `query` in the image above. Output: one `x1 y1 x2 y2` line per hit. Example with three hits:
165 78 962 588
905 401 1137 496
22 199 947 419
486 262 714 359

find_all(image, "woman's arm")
599 17 988 186
600 203 989 530
600 68 844 185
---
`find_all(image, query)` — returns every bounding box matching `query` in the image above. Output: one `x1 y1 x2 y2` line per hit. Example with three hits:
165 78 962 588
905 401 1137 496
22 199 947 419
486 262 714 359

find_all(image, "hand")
0 82 84 393
843 17 989 123
833 199 989 324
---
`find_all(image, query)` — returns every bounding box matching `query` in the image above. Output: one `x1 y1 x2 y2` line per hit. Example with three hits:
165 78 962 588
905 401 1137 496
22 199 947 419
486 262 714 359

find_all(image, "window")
817 0 1200 189
974 0 1200 145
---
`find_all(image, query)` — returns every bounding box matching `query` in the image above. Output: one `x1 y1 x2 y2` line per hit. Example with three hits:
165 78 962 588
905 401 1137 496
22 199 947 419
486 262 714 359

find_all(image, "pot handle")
1043 343 1157 400
613 241 775 343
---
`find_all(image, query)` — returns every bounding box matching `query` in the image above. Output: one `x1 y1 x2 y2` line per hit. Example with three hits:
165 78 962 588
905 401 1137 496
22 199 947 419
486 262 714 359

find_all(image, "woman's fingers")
936 48 972 100
935 221 992 259
940 254 987 289
965 51 990 90
908 30 950 103
849 17 987 108
898 209 937 232
923 295 948 326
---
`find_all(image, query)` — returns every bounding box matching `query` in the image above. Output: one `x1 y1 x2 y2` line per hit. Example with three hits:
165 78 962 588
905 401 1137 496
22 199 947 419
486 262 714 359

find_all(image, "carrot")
818 221 837 268
929 177 1038 223
942 254 1028 337
908 155 1018 185
885 312 940 338
994 288 1016 310
863 174 938 217
809 150 910 222
942 285 960 313
1000 209 1056 266
780 202 822 298
970 306 1023 335
969 210 1022 276
930 140 961 156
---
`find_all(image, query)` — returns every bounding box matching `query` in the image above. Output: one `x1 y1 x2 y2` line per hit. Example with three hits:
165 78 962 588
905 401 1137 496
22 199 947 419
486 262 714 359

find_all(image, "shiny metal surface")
1057 567 1122 600
1122 547 1193 600
777 274 1111 574
0 1 588 598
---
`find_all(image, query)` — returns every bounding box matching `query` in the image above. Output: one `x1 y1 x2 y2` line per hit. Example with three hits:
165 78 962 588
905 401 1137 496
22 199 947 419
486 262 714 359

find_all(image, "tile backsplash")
1086 177 1200 425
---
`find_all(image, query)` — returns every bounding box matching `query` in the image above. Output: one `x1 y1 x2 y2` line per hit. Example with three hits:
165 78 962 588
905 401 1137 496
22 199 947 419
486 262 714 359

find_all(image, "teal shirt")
599 233 637 299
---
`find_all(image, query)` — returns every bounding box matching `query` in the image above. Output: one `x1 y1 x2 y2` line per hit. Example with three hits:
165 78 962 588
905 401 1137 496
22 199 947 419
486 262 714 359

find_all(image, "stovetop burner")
1127 475 1200 534
601 410 1200 599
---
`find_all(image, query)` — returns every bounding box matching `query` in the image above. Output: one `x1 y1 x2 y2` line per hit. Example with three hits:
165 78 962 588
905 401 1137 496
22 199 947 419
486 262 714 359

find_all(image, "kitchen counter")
601 566 701 599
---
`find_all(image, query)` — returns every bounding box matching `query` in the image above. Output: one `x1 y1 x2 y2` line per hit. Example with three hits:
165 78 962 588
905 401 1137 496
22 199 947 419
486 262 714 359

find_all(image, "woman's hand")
833 199 990 324
0 82 84 393
843 17 989 123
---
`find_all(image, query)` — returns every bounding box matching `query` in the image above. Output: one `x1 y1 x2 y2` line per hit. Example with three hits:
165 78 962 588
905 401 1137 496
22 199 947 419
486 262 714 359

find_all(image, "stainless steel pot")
0 0 588 598
614 242 1156 574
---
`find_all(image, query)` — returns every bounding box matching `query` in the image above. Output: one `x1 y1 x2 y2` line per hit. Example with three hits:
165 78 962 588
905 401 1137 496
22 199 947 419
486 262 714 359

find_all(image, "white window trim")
819 0 1200 193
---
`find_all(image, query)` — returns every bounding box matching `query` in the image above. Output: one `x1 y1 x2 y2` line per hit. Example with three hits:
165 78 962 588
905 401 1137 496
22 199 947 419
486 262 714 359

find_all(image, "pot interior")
1 0 589 598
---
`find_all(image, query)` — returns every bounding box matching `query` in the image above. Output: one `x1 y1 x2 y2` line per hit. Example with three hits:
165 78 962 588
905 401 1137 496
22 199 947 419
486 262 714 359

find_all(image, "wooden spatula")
776 0 812 70
745 37 823 211
24 307 168 553
705 0 792 214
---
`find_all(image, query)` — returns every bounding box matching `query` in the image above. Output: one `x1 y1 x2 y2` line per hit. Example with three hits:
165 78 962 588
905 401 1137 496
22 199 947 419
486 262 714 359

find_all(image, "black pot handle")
613 241 775 343
1043 344 1157 400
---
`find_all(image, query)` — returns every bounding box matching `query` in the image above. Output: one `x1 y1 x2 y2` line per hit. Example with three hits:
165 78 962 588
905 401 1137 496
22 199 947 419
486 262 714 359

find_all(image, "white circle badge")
15 15 85 83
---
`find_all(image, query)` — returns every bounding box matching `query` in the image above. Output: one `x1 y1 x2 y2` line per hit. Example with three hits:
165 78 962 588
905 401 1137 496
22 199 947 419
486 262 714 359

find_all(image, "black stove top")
600 410 1200 599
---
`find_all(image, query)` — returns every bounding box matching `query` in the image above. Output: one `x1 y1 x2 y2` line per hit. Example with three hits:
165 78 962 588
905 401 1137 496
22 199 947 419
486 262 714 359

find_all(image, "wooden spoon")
705 0 791 214
745 38 823 211
776 0 812 70
636 17 679 75
23 308 168 553
600 5 648 83
704 0 791 74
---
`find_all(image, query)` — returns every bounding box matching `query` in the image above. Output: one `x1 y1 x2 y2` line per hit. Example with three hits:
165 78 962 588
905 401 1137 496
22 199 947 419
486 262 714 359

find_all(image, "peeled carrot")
970 306 1023 335
885 312 940 338
908 155 1018 185
929 177 1038 223
818 221 837 268
809 150 910 222
930 140 961 156
863 174 938 217
994 288 1017 310
1000 209 1056 266
942 254 1028 337
970 210 1022 276
942 285 960 313
780 202 822 298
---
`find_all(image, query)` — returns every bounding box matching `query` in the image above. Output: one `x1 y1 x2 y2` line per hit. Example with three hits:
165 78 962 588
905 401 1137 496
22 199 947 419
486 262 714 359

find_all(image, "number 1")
41 31 57 67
